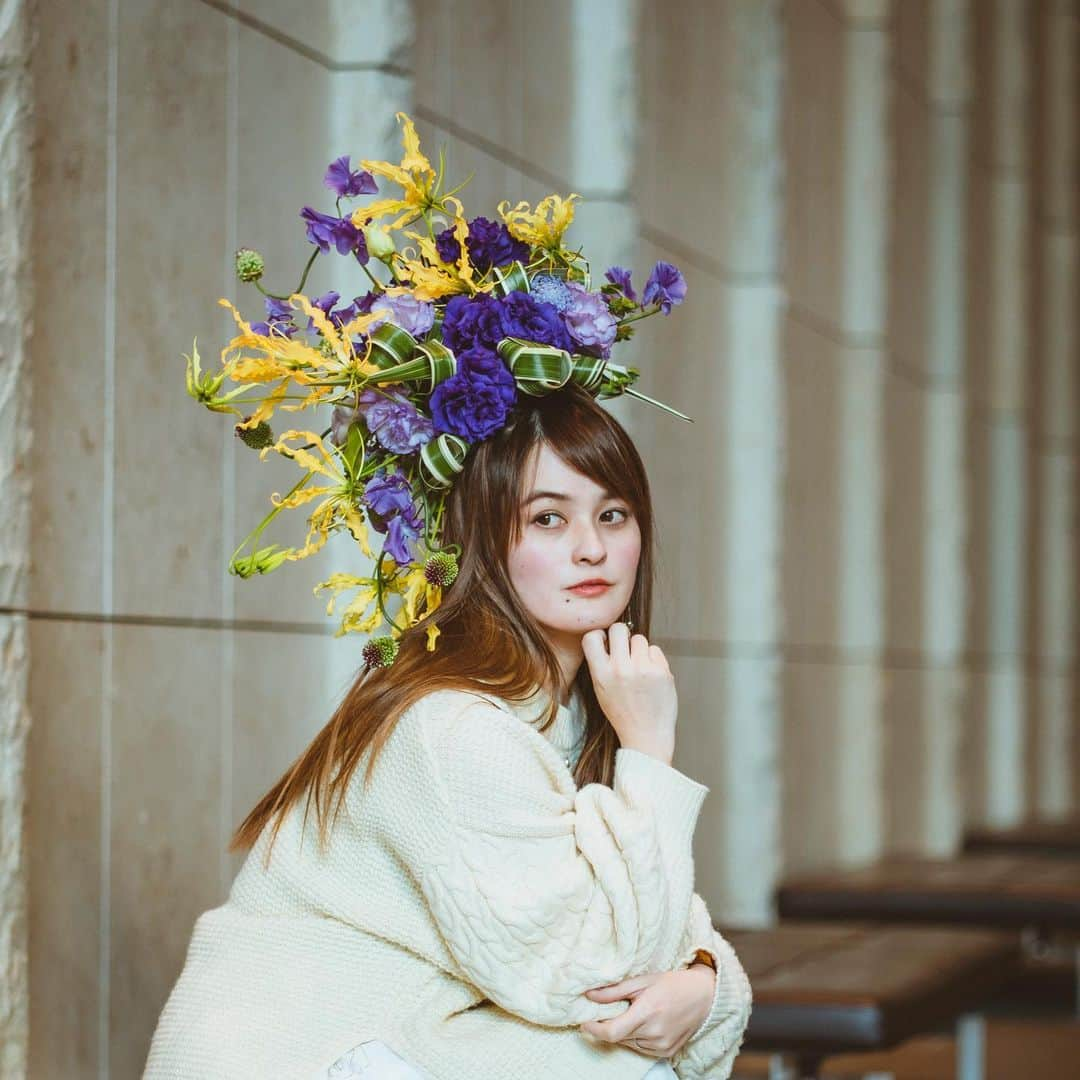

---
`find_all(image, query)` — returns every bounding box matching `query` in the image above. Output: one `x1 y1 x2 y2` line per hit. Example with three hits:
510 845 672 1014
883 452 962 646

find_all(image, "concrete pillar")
0 0 33 1070
781 0 890 873
886 0 971 854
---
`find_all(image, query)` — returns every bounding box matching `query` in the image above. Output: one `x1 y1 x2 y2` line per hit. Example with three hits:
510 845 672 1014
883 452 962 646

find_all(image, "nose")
572 519 607 563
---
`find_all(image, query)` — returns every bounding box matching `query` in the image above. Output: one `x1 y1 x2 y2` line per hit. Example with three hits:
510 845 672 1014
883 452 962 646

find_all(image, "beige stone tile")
112 0 231 618
227 628 354 881
964 408 992 657
520 0 575 185
965 164 994 412
882 664 927 852
27 618 103 1078
413 0 454 114
883 365 927 653
780 314 843 648
109 624 224 1078
893 0 931 96
635 0 781 277
29 0 109 614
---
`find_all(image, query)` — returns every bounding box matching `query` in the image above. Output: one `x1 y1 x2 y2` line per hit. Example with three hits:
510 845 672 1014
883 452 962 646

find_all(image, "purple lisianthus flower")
499 292 574 352
368 292 436 338
300 206 369 264
429 371 514 441
604 266 638 303
642 261 687 315
305 290 340 332
529 273 572 312
456 346 518 409
251 296 297 338
355 388 435 454
323 155 378 199
441 294 506 352
563 282 617 357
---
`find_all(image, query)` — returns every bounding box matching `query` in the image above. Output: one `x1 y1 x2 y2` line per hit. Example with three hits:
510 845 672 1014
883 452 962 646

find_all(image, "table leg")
955 1013 985 1080
1075 944 1079 1019
768 1054 791 1080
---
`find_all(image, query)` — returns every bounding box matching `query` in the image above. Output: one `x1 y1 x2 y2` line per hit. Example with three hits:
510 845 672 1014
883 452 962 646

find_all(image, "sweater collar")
482 683 586 766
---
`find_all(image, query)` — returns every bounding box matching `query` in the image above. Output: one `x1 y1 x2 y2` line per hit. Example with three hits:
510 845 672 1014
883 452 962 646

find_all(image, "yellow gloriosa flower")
497 193 580 251
258 429 373 562
399 211 476 301
352 112 438 232
314 572 383 637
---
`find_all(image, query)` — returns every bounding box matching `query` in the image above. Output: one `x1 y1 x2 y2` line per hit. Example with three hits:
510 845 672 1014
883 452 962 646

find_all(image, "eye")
602 507 630 523
532 511 563 528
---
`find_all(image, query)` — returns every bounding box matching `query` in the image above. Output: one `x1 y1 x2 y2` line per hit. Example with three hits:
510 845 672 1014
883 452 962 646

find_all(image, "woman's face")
508 442 641 641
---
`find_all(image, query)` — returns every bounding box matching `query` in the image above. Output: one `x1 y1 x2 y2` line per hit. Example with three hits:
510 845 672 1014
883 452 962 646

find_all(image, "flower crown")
185 112 690 670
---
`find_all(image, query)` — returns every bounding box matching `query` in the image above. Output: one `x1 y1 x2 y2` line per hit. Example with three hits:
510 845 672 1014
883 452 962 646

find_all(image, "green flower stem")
228 469 313 568
373 554 406 635
616 304 663 326
255 248 320 301
361 262 386 293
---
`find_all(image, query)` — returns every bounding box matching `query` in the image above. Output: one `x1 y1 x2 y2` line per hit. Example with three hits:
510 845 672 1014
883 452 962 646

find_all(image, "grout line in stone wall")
412 103 631 203
195 0 410 76
101 0 119 1073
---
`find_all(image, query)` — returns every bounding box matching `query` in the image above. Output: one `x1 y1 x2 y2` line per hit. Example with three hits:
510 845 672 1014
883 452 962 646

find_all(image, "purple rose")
368 292 436 338
642 261 687 315
323 155 378 199
300 206 369 264
441 294 506 352
563 282 618 357
429 371 514 441
355 388 435 454
456 346 518 409
499 292 574 352
604 266 638 303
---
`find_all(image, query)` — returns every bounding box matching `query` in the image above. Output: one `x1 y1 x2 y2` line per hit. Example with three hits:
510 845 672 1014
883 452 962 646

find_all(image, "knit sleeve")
413 695 709 1029
669 892 753 1080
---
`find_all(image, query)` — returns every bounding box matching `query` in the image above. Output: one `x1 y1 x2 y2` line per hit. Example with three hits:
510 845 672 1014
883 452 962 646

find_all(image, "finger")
648 643 670 671
580 627 610 664
630 632 651 664
582 998 649 1043
606 621 631 663
585 973 656 1001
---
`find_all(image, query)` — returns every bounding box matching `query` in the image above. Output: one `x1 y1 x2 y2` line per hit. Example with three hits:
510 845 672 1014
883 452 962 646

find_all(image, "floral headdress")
186 113 690 670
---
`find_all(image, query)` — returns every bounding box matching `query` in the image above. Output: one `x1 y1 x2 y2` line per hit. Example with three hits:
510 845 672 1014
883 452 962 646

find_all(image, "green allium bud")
362 635 399 669
235 247 265 283
235 419 274 450
614 323 636 343
424 551 459 588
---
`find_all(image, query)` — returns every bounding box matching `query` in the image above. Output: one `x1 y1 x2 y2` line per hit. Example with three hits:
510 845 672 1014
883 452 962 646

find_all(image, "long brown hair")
229 382 656 866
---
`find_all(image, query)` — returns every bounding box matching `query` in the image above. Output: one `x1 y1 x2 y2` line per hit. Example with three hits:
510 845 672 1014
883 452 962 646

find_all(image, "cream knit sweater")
144 685 752 1079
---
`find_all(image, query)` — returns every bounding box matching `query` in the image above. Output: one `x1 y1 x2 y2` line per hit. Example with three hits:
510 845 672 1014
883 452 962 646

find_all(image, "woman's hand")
581 622 677 765
579 964 716 1058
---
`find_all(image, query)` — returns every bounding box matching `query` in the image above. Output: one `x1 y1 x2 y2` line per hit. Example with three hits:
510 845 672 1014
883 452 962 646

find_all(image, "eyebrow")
522 489 618 506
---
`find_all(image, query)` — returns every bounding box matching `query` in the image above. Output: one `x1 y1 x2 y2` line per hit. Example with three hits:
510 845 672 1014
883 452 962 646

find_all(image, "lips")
568 579 612 589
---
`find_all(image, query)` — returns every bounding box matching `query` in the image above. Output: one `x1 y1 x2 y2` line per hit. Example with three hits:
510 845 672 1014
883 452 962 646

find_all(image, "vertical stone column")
781 0 890 872
965 0 1032 827
632 1 784 925
0 0 33 1070
886 0 971 854
1028 0 1077 817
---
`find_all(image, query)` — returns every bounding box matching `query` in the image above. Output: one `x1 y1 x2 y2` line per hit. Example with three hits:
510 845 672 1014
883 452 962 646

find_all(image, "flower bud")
235 247 265 283
362 223 396 262
362 635 399 669
235 419 274 450
424 551 459 588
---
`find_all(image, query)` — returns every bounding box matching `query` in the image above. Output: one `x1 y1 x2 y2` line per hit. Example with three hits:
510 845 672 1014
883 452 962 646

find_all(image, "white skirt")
317 1038 679 1079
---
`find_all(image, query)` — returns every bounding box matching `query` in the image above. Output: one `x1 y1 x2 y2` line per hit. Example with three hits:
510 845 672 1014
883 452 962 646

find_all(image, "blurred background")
1 0 1076 1076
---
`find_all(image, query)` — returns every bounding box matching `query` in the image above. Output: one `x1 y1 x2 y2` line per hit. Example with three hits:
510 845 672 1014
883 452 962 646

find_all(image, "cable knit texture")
143 685 752 1079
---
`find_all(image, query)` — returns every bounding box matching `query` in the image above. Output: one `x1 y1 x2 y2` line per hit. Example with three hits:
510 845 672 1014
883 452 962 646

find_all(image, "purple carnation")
429 371 514 441
300 206 369 264
323 155 378 199
499 292 574 352
456 346 518 409
642 261 687 315
441 294 506 352
355 388 435 454
563 282 617 357
604 266 638 303
435 216 529 272
368 292 436 338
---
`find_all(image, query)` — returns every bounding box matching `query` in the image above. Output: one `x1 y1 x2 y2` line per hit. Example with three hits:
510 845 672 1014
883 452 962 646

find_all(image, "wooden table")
964 815 1080 858
721 921 1018 1080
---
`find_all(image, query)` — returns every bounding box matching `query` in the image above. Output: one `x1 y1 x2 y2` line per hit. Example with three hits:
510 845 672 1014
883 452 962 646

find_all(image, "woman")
144 384 752 1079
